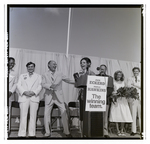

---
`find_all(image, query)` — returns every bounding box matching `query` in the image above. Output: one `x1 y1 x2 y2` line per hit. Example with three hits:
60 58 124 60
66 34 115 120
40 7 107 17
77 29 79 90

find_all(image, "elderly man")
127 67 141 136
96 64 114 138
17 62 42 137
42 60 74 138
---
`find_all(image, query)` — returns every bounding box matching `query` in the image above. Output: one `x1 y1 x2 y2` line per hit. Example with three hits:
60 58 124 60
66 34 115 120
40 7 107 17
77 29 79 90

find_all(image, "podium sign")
85 76 108 112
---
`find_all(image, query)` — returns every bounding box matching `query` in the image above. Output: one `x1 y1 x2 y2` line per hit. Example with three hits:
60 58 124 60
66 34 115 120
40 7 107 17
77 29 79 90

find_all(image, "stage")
8 128 141 139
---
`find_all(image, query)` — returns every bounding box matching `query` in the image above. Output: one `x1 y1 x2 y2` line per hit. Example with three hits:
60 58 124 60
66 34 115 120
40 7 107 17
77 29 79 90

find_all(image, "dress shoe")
104 135 110 138
66 134 72 138
18 136 26 139
28 136 36 138
130 132 136 136
44 133 51 137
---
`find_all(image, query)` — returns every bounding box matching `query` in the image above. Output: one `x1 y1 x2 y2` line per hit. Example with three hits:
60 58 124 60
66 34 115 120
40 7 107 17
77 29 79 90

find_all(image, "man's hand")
9 91 12 97
50 84 56 89
23 91 31 97
23 91 35 97
49 87 54 91
50 84 58 91
28 91 35 96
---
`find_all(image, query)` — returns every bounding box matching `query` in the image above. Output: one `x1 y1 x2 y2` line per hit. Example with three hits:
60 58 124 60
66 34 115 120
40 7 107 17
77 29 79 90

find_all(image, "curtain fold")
10 48 140 104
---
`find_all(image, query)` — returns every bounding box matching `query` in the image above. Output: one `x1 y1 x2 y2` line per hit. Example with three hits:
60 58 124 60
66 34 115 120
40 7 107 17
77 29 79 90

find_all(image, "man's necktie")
135 76 137 83
51 73 54 82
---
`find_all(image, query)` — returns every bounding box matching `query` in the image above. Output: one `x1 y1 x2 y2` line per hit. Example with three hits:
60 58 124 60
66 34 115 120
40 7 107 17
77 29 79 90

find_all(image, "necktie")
135 76 137 82
51 73 54 82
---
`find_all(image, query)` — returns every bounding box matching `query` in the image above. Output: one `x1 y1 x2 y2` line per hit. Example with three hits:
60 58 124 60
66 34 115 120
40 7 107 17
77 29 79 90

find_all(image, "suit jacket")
127 76 141 100
96 74 114 105
42 70 74 105
17 72 42 103
9 70 18 93
9 70 18 103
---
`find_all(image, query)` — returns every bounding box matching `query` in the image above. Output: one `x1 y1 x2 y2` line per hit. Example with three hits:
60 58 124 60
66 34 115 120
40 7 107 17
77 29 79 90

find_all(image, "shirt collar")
28 72 34 76
48 70 55 75
133 75 140 78
10 68 14 72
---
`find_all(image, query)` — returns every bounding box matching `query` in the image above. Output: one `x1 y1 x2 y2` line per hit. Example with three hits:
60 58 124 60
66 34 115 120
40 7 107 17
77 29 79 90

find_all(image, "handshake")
23 91 36 97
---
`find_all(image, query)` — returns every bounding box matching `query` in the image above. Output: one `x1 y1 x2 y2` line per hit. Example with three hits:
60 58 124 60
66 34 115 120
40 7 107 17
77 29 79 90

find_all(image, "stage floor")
8 129 142 139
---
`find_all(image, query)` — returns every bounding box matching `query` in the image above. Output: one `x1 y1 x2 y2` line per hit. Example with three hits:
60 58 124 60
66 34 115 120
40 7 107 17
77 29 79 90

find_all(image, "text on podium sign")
85 76 108 112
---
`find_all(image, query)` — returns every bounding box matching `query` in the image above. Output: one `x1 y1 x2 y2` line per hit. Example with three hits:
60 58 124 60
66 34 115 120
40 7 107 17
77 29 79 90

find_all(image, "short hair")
80 57 92 68
114 70 125 81
132 67 140 72
26 62 35 67
9 57 15 62
97 64 107 71
47 60 56 68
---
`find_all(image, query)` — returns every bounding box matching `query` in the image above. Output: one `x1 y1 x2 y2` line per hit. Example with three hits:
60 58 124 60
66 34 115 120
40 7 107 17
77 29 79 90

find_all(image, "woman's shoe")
117 132 122 136
121 132 126 136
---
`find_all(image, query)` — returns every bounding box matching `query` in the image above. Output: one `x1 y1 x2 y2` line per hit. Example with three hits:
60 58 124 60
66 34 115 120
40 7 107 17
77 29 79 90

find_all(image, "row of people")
8 57 141 138
75 57 141 137
9 58 74 137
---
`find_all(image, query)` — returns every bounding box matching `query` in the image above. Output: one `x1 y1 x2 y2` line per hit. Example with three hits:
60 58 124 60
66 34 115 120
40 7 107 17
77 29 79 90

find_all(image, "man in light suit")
8 57 18 134
127 67 141 136
17 62 42 137
42 60 74 137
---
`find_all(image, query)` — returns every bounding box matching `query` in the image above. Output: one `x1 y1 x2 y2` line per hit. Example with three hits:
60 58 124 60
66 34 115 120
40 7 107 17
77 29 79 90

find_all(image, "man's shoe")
44 133 51 138
130 132 136 136
104 135 110 138
18 136 26 139
28 136 36 138
66 134 72 138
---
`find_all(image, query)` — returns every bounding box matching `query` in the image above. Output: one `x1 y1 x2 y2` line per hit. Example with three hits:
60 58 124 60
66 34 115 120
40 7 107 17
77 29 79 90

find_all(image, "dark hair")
26 62 35 67
80 57 91 68
9 57 15 62
97 64 107 71
132 67 140 72
114 70 124 81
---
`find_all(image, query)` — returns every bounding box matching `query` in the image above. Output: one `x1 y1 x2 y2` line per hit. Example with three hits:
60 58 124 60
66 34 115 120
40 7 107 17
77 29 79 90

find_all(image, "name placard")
85 76 108 111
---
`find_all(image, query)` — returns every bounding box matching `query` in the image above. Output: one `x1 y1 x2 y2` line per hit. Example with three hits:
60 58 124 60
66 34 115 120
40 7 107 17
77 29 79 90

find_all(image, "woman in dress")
109 71 133 136
73 57 95 137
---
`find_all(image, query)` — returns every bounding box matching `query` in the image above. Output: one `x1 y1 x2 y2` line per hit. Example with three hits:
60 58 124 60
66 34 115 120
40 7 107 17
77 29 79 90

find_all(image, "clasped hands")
49 84 57 91
23 91 35 97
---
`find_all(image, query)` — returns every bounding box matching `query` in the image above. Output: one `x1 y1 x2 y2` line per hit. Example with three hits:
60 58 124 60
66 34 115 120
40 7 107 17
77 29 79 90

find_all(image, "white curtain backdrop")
10 48 140 104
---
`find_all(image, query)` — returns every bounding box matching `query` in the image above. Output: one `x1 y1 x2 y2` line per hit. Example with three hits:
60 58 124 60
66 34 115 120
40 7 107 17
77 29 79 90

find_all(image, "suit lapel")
9 70 16 83
46 72 53 83
25 73 38 90
9 74 14 83
30 73 38 90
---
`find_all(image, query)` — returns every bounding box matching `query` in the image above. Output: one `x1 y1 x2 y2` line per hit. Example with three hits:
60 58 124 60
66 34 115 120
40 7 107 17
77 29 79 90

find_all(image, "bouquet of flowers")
110 87 139 104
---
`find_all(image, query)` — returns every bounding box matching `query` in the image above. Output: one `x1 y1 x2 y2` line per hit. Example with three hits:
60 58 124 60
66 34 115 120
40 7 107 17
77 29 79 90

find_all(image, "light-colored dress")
109 80 133 122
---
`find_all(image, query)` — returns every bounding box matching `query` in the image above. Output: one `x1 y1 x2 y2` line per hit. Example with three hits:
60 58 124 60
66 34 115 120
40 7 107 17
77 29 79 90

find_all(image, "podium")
75 74 104 138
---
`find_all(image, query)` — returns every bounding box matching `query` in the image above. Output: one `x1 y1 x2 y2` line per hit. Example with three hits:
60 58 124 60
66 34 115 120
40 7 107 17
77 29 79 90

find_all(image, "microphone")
73 73 79 82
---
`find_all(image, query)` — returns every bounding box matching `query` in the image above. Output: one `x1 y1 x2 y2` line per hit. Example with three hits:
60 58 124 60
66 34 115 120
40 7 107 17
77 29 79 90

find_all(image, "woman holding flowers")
109 71 133 136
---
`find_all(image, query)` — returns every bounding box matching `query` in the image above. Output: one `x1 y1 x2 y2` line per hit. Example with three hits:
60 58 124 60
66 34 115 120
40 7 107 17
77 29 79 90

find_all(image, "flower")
23 75 27 80
110 87 139 104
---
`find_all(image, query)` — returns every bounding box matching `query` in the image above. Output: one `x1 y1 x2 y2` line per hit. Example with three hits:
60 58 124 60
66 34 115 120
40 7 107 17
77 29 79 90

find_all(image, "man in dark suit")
96 64 114 138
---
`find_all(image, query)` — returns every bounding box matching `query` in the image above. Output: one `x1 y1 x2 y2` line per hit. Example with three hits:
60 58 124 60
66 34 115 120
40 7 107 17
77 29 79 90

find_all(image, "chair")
9 101 20 135
36 101 45 131
68 101 80 130
9 101 46 135
50 104 62 131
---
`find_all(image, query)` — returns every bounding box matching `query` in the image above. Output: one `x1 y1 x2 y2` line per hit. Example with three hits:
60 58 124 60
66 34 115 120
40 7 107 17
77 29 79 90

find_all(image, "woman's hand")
112 91 117 95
